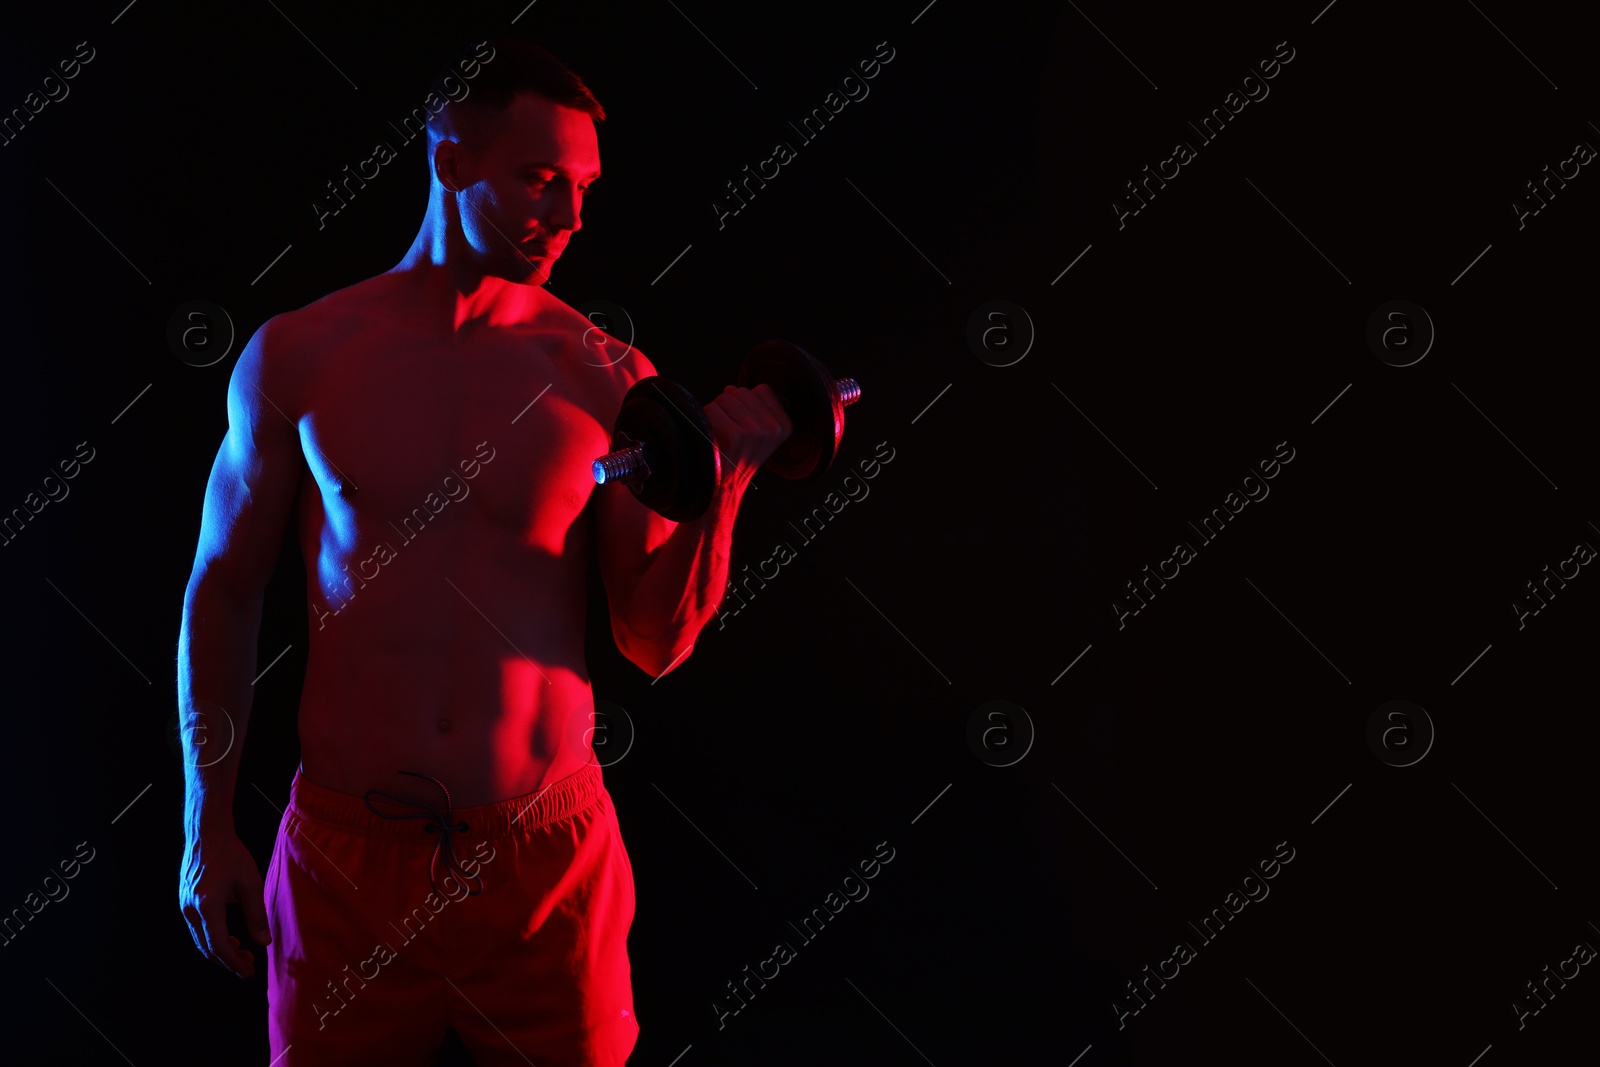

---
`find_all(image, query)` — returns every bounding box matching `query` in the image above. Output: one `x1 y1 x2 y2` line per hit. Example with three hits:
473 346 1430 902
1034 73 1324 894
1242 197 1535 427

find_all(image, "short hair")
425 37 605 152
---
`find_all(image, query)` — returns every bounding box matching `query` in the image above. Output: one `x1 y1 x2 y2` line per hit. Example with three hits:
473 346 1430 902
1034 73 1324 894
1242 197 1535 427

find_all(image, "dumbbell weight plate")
736 340 844 480
609 376 720 521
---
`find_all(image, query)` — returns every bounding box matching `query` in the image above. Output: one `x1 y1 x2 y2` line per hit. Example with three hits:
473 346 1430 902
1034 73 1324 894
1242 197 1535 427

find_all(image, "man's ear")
434 138 464 192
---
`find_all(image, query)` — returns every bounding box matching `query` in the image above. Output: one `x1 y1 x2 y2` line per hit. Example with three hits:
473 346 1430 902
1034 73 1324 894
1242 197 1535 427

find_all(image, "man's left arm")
593 379 792 677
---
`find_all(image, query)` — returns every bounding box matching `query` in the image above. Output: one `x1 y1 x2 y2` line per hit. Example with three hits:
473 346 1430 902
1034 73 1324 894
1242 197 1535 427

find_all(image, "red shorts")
265 762 639 1066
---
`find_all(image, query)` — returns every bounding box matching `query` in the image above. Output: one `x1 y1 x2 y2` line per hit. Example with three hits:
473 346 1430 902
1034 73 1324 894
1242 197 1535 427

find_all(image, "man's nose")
546 185 583 233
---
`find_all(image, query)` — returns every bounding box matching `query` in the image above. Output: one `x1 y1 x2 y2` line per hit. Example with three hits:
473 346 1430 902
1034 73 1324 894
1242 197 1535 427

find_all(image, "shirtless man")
177 38 790 1066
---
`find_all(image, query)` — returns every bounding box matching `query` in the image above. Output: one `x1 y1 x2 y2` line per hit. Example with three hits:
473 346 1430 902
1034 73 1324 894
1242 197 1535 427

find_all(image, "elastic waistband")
287 762 606 840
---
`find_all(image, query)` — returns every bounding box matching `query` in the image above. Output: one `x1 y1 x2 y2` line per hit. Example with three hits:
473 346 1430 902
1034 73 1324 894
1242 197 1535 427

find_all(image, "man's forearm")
617 483 747 675
178 582 262 835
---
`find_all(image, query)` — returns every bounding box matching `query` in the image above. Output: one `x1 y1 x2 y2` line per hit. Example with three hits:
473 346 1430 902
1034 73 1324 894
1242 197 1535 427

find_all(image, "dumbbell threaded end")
593 444 646 485
835 378 861 406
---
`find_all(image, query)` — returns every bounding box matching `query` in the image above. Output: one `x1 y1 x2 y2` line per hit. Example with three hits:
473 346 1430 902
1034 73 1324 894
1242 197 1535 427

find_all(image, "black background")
1 1 1595 1064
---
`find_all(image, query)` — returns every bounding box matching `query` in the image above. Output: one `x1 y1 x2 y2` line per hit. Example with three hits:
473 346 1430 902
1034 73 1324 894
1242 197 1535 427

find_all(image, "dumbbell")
591 340 862 521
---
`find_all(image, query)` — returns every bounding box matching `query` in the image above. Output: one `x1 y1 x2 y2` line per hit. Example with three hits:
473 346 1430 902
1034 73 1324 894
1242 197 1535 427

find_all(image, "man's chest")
296 327 621 551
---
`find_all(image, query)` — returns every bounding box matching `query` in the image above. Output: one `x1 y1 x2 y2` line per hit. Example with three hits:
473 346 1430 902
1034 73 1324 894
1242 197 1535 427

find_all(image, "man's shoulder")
530 288 657 387
252 274 397 368
234 274 396 411
274 273 396 339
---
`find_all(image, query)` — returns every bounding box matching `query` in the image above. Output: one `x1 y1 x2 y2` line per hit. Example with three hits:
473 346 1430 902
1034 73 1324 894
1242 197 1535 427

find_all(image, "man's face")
452 93 600 286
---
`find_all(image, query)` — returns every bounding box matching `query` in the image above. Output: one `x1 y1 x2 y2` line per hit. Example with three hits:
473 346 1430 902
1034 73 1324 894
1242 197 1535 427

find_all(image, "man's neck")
392 195 550 333
390 251 549 334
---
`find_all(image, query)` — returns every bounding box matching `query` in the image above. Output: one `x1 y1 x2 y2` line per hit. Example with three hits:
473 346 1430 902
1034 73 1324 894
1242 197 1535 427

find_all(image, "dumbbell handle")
592 377 861 485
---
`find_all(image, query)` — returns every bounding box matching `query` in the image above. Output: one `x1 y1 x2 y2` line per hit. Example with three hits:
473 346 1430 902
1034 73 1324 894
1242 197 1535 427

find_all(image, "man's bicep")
592 474 675 633
188 320 303 603
590 342 677 641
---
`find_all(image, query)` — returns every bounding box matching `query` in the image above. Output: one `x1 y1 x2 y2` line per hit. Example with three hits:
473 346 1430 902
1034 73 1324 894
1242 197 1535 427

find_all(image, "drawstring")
363 770 485 897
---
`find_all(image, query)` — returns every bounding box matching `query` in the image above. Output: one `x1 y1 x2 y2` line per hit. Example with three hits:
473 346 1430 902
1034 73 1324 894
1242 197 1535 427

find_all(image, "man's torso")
273 272 636 807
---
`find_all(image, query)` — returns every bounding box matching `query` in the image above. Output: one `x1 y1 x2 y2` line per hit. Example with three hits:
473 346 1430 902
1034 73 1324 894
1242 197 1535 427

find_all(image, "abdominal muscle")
294 512 601 810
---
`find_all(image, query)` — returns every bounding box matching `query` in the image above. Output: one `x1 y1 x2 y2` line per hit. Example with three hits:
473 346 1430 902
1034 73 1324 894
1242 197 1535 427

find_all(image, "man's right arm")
177 316 303 978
